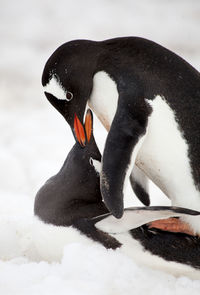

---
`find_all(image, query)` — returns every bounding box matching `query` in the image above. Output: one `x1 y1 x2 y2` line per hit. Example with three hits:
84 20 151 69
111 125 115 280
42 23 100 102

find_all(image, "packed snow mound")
1 200 200 295
1 238 200 295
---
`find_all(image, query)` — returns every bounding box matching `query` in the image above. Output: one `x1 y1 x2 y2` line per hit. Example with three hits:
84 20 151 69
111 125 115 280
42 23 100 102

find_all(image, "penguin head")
42 40 98 146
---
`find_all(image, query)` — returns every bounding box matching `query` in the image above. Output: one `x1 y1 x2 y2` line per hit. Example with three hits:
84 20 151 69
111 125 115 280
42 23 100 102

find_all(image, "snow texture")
1 0 200 293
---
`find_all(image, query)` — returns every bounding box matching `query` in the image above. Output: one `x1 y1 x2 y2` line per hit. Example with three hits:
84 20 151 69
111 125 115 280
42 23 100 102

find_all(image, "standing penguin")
42 37 200 234
34 109 200 278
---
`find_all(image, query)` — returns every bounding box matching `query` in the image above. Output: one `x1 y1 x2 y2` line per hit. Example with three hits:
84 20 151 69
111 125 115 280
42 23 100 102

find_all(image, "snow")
1 0 200 293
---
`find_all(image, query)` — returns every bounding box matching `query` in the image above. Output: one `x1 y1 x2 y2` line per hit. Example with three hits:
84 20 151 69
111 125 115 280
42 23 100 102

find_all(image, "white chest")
89 71 118 131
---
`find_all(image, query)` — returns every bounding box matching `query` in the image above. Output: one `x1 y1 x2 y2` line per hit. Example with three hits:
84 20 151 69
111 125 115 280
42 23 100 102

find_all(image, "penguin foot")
148 218 195 236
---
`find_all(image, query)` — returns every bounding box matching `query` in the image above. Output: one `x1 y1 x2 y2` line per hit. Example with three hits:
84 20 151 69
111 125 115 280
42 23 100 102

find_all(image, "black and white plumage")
34 110 200 278
41 37 200 233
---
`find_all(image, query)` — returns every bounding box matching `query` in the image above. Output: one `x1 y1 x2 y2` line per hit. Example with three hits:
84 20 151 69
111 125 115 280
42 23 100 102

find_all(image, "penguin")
34 109 200 278
34 109 108 228
41 37 200 234
42 38 150 207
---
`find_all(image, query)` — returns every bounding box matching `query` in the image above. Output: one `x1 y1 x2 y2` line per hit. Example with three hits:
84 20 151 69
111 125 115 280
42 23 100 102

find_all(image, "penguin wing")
100 95 151 219
93 206 200 234
130 166 150 206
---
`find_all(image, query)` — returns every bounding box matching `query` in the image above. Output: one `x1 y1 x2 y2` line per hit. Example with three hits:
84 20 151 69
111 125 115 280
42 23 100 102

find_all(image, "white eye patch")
44 75 66 100
90 158 101 174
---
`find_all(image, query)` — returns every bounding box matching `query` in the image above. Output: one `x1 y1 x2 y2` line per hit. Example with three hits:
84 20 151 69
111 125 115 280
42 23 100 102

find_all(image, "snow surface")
1 0 200 293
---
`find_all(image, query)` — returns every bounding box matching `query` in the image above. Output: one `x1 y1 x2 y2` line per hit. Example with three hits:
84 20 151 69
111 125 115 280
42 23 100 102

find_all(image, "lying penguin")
41 37 200 234
34 109 200 278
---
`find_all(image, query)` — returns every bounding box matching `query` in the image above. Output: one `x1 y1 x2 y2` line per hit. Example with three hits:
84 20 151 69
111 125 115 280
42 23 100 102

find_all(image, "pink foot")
148 218 195 236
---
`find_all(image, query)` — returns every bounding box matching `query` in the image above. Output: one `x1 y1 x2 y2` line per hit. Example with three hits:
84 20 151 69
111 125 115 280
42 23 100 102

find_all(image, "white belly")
136 96 197 201
136 96 200 232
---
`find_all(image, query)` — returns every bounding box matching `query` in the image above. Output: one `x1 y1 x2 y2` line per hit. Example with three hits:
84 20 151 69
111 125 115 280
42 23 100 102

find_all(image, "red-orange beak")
85 109 93 143
74 114 86 147
74 109 93 147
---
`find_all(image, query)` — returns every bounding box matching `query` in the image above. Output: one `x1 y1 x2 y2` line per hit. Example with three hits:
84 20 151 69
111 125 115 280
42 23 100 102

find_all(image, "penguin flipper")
93 206 200 234
100 96 150 218
130 166 150 206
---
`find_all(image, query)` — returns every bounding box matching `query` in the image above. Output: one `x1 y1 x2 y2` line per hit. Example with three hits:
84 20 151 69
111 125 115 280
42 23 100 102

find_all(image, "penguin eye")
66 91 73 101
89 157 93 166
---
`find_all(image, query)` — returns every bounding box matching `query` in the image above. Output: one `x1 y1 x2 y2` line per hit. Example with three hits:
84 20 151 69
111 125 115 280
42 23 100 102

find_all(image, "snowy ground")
1 0 200 294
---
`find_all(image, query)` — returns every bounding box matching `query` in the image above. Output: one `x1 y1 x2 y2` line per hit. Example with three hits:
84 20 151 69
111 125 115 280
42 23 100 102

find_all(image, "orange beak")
85 109 93 143
74 114 86 147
